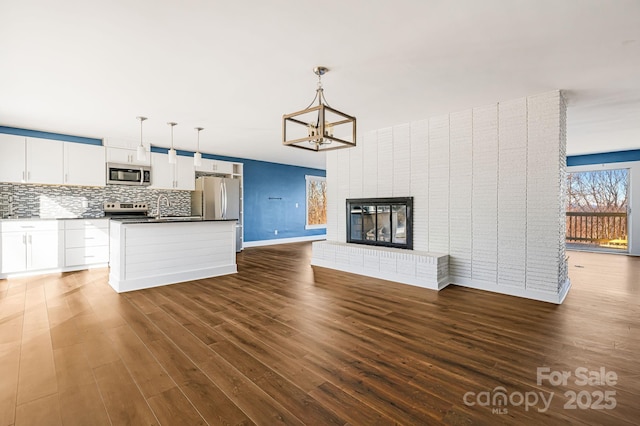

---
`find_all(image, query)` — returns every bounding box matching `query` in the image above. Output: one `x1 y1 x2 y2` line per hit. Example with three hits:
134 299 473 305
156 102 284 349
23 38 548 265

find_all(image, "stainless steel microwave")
106 163 151 186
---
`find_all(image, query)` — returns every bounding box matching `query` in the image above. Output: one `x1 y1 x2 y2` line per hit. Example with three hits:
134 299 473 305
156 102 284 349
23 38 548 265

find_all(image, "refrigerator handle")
223 180 228 218
219 180 224 219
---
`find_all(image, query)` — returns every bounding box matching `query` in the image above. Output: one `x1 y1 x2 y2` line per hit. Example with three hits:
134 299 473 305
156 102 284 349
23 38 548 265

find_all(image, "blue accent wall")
240 159 326 242
567 149 640 166
0 126 102 146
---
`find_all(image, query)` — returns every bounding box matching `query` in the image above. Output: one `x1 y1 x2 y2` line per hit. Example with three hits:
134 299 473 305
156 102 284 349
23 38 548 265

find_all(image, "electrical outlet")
295 203 299 208
274 229 278 235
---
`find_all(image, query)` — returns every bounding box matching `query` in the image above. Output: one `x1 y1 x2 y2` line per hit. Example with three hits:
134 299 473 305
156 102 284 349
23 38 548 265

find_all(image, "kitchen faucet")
156 194 170 219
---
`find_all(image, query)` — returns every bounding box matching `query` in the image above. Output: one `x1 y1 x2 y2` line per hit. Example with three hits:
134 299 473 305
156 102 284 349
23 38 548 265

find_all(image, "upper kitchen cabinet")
64 143 106 186
0 134 106 186
104 137 151 166
195 158 234 175
150 152 195 190
0 133 26 183
27 137 64 184
0 134 64 184
174 155 195 190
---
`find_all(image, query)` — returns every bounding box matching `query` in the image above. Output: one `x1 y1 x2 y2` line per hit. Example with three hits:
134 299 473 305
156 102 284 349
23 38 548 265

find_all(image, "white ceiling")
1 0 639 170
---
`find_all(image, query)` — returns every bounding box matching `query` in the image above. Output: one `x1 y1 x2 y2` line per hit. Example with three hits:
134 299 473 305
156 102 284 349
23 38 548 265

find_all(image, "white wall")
568 161 640 256
323 90 570 303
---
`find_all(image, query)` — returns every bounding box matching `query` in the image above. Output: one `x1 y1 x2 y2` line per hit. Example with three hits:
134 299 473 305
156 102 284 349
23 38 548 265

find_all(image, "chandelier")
282 66 356 152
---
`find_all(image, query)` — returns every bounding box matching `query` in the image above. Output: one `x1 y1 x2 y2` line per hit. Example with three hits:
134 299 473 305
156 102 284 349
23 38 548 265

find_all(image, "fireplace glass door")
347 197 413 250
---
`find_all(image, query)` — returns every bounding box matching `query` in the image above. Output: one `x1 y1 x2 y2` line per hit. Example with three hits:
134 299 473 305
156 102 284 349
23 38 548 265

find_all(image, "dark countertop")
1 216 236 223
0 217 109 222
110 217 237 224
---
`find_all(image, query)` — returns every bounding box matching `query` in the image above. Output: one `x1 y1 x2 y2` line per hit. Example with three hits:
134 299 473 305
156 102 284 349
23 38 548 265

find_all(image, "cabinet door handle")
27 171 30 180
22 234 26 244
22 171 26 182
28 235 32 244
65 173 68 182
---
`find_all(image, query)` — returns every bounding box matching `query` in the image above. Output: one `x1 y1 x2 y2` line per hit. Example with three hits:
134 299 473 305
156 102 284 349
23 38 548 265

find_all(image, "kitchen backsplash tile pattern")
0 183 190 219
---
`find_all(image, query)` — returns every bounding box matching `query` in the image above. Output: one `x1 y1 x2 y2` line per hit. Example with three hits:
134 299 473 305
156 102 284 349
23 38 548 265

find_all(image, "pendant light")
194 127 203 167
136 116 147 161
282 66 356 152
167 122 177 164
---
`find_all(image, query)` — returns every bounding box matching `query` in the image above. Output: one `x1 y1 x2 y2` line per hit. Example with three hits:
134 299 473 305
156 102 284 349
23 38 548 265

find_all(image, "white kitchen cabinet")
150 152 195 190
29 230 63 270
106 146 150 166
26 137 64 184
104 137 150 166
0 221 63 276
195 158 234 175
150 152 173 189
64 219 109 267
175 155 195 190
0 133 27 183
64 143 106 186
0 135 63 184
0 232 27 273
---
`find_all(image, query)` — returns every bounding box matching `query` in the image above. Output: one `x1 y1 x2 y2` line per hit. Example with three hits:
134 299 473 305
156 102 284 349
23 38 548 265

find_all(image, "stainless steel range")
103 201 149 218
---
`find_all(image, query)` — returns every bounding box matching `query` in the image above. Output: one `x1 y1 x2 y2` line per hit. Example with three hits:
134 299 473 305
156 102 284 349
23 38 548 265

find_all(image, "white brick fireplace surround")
313 90 571 304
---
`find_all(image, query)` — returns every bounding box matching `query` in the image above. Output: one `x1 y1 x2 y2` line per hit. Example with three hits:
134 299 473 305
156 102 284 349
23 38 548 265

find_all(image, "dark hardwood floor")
0 242 638 425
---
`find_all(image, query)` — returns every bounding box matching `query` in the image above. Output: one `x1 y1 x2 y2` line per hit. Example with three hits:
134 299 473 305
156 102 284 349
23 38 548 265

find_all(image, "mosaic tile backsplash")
0 182 191 219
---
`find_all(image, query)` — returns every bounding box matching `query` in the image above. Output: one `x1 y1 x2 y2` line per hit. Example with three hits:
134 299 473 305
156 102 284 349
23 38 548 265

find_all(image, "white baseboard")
243 234 326 247
0 263 109 280
109 264 237 293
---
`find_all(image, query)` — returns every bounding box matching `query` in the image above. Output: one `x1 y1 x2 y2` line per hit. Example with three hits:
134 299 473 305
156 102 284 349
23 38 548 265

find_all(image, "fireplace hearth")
346 197 413 250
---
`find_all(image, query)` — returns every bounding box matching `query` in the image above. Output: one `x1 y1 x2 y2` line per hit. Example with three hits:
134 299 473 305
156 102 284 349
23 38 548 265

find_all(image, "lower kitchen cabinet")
64 219 109 267
0 221 63 275
0 232 28 272
0 219 110 278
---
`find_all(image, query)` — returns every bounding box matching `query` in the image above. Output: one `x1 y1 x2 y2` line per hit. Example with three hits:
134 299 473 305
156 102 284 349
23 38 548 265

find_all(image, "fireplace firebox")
346 197 413 250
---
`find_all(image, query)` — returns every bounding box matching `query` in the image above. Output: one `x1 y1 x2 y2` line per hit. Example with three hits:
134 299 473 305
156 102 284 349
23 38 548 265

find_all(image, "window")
305 175 326 229
566 168 629 251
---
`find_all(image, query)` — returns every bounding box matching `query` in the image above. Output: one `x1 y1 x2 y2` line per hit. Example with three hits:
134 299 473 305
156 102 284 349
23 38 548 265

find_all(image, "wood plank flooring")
0 243 639 425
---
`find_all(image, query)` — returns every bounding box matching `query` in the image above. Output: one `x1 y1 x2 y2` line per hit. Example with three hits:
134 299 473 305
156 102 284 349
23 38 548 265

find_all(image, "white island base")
109 220 237 293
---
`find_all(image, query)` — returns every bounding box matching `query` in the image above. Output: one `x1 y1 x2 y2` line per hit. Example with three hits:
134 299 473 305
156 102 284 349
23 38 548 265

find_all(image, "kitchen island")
109 218 237 293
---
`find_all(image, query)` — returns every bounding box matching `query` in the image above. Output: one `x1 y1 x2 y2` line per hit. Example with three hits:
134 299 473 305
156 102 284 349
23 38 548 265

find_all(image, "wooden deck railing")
566 212 627 247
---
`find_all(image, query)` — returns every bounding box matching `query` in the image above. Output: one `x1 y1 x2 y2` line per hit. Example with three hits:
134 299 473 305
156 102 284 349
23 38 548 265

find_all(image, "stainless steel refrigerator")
191 176 242 252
